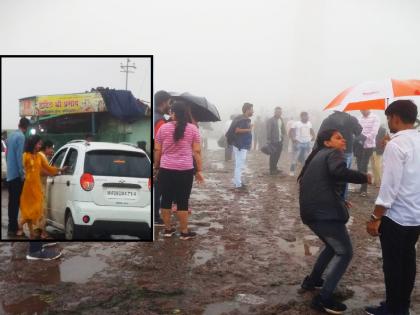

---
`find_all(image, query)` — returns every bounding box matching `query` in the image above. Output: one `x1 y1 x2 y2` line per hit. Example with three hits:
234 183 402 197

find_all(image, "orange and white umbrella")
324 79 420 112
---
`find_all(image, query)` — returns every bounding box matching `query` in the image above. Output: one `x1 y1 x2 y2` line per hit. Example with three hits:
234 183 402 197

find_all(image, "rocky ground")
0 147 419 314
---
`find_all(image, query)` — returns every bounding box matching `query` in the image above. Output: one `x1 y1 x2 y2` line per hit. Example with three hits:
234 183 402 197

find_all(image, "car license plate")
105 189 138 200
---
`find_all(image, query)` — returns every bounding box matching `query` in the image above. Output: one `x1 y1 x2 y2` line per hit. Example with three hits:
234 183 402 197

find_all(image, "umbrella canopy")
170 92 221 122
324 79 420 112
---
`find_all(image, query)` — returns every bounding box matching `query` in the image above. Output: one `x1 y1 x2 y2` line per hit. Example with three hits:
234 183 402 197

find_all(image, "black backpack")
225 120 238 146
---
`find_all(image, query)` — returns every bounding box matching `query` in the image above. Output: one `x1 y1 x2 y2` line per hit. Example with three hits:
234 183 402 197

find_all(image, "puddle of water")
59 254 108 284
192 250 214 267
0 295 48 315
203 301 250 315
235 293 266 305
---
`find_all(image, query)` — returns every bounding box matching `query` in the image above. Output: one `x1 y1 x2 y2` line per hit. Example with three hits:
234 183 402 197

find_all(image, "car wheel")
65 213 75 240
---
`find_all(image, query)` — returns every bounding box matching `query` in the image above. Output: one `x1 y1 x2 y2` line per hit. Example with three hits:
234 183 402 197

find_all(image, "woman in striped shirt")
154 101 204 240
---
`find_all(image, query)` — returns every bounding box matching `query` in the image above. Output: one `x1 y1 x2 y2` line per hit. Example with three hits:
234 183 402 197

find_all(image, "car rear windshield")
84 150 150 178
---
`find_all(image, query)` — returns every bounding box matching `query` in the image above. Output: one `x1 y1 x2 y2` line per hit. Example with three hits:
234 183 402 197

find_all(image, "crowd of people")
153 93 419 315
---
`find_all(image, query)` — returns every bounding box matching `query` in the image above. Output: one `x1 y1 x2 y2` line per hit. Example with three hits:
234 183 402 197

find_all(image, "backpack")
225 120 238 146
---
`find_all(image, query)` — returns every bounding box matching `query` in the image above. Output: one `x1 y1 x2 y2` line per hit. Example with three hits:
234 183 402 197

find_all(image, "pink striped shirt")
156 122 201 170
358 114 380 148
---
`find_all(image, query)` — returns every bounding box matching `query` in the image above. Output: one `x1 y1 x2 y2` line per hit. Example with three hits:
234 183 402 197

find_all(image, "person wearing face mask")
298 129 371 314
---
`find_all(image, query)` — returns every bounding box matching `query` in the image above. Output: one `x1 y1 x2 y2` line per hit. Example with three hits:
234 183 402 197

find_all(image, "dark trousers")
379 216 420 313
307 221 353 299
269 141 283 172
356 148 374 192
28 242 45 253
225 145 233 161
153 181 162 222
7 177 23 232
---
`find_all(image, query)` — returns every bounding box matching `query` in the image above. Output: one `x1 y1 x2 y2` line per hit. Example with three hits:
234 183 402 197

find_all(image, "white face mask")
163 114 171 120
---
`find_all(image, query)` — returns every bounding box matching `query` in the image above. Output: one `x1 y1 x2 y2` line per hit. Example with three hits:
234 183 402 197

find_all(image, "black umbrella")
170 92 221 122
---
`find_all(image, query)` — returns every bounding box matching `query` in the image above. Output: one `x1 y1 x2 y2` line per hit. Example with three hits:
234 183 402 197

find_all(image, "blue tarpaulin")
99 89 148 123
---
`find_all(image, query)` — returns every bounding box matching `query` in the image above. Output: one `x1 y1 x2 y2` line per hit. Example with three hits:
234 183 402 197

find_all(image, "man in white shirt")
289 111 315 176
357 110 380 196
366 100 420 315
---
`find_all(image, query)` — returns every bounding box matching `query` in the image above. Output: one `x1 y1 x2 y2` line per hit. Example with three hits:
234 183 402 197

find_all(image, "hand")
367 173 373 184
195 171 204 184
344 200 353 208
366 219 381 236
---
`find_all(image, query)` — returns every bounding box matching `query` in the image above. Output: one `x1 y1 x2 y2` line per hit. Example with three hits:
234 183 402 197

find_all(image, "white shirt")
293 121 312 143
375 129 420 226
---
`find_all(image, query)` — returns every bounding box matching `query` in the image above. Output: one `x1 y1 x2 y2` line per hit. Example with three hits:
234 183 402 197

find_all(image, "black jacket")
318 112 362 154
299 148 368 224
266 116 286 143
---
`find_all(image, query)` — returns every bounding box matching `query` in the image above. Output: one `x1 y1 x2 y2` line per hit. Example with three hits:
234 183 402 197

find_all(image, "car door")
47 147 68 227
57 148 79 225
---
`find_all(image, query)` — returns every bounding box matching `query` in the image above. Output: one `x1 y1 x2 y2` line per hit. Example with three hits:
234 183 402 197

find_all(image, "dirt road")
0 148 419 314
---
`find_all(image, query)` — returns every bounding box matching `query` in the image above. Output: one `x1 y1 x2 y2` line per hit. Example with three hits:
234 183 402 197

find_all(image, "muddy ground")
0 147 419 315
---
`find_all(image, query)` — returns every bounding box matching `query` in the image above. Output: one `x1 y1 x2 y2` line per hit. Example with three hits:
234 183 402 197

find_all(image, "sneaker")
154 219 165 227
26 248 62 261
163 228 176 237
311 294 347 315
42 242 57 248
365 303 409 315
301 276 324 291
179 231 197 240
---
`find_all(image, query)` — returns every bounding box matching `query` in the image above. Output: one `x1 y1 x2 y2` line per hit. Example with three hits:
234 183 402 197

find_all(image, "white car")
1 140 7 181
46 140 151 240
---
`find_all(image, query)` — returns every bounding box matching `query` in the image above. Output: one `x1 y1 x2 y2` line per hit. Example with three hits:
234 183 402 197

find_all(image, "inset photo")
1 56 152 241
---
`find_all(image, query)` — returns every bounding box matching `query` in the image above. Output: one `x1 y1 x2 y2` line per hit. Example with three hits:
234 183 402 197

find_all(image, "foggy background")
1 58 151 129
1 0 419 129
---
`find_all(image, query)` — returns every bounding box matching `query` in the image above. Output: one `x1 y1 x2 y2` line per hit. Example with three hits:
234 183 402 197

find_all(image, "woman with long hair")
154 101 204 240
19 135 66 239
298 129 371 314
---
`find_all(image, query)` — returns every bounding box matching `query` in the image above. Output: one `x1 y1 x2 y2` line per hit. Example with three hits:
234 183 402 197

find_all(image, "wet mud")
0 149 419 314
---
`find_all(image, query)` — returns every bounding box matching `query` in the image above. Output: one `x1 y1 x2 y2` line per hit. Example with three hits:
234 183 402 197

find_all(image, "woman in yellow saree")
19 135 66 239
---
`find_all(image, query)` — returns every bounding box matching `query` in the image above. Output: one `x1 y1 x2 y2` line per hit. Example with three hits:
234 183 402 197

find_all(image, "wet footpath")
0 148 419 314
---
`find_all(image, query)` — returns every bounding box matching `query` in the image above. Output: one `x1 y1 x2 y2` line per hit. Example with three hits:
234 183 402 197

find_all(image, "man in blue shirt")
229 103 253 190
6 117 29 236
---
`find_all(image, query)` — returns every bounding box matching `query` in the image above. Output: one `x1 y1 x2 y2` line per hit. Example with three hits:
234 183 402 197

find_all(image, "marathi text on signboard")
19 93 107 116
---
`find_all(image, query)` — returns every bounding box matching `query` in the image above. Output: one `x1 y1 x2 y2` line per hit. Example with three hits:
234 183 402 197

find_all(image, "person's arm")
327 150 370 184
153 141 162 171
192 127 204 183
235 120 252 134
310 128 316 141
40 153 61 176
367 142 405 236
17 135 25 179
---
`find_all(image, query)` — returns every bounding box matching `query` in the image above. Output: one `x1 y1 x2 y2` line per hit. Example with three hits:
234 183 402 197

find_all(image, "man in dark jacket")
266 107 286 175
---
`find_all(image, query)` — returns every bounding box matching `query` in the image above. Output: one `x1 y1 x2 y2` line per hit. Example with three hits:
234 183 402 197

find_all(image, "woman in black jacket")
298 129 371 314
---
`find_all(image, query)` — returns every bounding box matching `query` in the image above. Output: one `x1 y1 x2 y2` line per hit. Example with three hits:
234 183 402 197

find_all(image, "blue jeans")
307 221 353 300
290 142 311 172
233 146 248 187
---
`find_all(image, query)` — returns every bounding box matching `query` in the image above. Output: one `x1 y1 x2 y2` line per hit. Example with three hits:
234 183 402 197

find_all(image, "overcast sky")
1 0 419 128
1 57 151 129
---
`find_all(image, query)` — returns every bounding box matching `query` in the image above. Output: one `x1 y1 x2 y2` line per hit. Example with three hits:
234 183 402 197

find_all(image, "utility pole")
120 58 136 90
